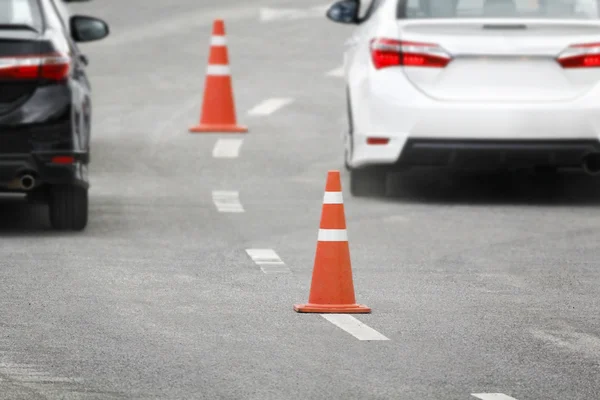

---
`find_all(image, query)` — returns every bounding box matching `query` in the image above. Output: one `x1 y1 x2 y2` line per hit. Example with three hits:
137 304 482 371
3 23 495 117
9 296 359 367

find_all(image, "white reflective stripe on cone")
210 36 227 46
318 229 348 242
206 65 230 76
323 191 343 204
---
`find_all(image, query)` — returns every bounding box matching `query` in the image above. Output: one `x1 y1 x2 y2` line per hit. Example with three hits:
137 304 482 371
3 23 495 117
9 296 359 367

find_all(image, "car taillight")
51 155 75 164
370 38 452 70
557 43 600 68
366 137 389 145
0 53 70 81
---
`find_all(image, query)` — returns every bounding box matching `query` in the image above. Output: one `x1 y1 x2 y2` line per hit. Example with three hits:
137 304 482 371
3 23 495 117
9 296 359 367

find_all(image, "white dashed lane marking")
212 191 244 213
326 66 344 78
472 394 519 400
248 98 294 116
212 138 243 158
245 249 291 274
321 315 390 341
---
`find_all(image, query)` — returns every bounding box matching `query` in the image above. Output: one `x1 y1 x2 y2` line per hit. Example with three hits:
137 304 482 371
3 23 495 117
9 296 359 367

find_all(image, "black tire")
350 167 388 198
48 184 88 231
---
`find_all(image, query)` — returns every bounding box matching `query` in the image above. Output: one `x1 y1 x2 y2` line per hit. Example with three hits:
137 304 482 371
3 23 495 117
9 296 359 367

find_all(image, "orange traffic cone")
189 19 247 133
294 171 371 314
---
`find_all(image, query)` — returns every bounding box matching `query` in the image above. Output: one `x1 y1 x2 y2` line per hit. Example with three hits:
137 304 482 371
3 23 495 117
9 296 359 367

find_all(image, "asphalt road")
0 0 599 399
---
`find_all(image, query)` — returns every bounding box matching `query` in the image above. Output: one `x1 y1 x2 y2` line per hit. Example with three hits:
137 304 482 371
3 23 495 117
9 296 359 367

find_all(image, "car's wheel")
48 184 88 231
350 167 388 198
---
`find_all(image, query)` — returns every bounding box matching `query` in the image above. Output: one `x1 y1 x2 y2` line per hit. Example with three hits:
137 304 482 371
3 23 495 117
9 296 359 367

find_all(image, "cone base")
293 303 371 314
189 124 248 133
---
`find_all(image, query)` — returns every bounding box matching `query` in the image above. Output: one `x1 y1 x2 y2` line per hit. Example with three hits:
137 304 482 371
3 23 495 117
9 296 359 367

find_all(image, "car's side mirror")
70 15 109 43
326 0 360 24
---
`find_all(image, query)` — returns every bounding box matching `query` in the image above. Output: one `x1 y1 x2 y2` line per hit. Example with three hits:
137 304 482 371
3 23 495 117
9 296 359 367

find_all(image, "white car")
328 0 600 197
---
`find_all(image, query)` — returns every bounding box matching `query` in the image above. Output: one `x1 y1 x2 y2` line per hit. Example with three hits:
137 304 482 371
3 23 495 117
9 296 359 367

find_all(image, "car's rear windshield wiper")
0 23 38 32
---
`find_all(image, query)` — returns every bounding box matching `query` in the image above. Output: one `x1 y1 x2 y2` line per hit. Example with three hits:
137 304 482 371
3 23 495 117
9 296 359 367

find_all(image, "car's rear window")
402 0 600 19
0 0 43 29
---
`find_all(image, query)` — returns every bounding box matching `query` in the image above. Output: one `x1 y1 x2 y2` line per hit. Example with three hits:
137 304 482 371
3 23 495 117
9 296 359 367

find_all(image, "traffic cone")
189 19 247 133
294 171 371 314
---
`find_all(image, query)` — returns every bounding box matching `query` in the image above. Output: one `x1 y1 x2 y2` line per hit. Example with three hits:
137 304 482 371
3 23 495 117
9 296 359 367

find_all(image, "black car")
0 0 109 231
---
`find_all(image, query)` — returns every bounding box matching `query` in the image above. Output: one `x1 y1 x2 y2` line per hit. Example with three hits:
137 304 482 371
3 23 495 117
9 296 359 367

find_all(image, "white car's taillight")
557 43 600 68
370 38 452 70
0 52 71 81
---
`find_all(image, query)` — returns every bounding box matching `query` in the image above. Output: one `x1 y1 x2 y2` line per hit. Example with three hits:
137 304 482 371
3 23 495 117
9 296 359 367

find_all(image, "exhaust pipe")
582 153 600 175
19 174 35 190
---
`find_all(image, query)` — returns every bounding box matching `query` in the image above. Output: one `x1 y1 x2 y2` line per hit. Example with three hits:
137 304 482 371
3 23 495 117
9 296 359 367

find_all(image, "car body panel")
398 20 600 102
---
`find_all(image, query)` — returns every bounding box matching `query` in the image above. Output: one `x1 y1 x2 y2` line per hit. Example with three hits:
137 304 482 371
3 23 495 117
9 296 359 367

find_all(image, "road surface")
0 0 599 399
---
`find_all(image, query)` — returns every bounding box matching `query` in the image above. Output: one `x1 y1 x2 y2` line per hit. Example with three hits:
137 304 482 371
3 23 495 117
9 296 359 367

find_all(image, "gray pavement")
0 0 599 399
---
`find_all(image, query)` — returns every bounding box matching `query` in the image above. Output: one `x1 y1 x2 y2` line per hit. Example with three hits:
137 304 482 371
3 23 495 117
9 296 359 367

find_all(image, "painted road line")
246 249 291 274
260 265 291 274
212 138 243 158
259 4 330 22
321 315 390 341
327 66 344 78
472 394 519 400
248 98 294 116
212 191 244 213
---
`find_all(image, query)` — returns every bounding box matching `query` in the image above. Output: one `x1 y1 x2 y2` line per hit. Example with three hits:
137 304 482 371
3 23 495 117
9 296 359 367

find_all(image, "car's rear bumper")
350 71 600 169
0 151 89 192
396 139 600 169
352 103 600 169
0 118 89 192
352 131 600 170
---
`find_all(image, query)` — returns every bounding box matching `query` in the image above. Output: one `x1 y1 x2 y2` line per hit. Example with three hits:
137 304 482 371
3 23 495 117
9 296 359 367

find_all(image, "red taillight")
557 43 600 68
366 137 389 145
370 38 402 69
370 38 451 70
41 54 71 80
0 53 70 81
51 155 75 164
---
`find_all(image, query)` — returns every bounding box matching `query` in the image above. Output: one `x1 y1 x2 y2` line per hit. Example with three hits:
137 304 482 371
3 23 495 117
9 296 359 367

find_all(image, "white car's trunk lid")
398 20 600 102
